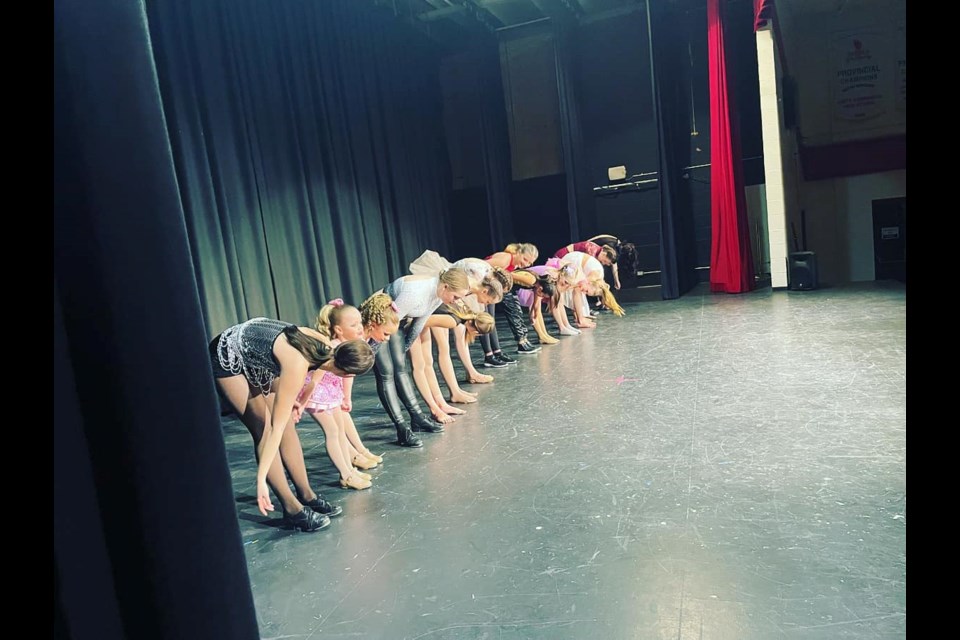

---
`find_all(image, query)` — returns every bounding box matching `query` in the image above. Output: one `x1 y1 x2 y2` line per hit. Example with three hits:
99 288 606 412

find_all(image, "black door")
873 197 906 283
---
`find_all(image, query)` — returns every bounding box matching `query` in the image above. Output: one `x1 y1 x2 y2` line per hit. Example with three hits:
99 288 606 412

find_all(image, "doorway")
872 197 906 283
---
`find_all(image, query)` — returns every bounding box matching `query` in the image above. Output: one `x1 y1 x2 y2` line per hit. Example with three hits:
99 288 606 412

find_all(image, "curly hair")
489 266 514 293
359 292 399 328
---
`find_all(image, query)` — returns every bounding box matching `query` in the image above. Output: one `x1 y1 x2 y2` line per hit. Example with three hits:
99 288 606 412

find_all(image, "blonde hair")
469 312 495 336
558 264 579 286
439 268 470 292
478 275 504 303
505 243 539 262
441 305 495 343
359 292 399 328
596 282 626 317
315 301 358 338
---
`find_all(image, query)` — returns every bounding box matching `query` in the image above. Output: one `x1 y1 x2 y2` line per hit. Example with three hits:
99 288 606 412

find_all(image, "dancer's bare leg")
574 292 596 328
432 326 477 404
305 409 370 489
217 377 304 514
553 303 579 336
409 333 455 423
421 328 466 415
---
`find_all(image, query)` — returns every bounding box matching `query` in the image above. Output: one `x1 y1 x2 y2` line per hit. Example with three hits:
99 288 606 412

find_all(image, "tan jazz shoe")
361 449 384 464
339 474 372 490
353 469 373 482
352 454 378 470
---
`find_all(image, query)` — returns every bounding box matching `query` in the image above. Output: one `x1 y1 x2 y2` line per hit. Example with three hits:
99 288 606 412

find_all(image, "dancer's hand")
257 477 274 516
341 398 352 412
291 401 304 423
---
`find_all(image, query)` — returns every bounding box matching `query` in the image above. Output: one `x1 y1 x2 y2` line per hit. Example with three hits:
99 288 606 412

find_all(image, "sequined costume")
210 317 293 394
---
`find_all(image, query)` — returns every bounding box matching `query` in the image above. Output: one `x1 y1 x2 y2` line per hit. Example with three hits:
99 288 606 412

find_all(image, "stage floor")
224 281 906 640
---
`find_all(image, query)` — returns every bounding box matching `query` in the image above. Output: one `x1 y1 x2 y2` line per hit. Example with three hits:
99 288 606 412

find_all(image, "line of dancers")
210 236 637 531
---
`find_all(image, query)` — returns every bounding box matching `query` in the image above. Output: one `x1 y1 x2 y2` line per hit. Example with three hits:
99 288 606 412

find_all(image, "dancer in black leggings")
483 243 540 365
372 269 470 447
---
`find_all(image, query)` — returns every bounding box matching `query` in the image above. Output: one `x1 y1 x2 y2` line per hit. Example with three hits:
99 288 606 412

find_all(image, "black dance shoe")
302 495 343 518
411 414 445 433
397 427 424 447
516 341 541 355
483 355 508 368
282 507 331 532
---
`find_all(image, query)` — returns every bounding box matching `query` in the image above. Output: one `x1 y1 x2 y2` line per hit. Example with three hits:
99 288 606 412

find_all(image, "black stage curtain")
554 22 596 241
147 0 455 333
649 2 698 299
474 44 516 249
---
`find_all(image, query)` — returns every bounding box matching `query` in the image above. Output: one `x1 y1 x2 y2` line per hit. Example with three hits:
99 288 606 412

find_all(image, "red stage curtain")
708 0 755 294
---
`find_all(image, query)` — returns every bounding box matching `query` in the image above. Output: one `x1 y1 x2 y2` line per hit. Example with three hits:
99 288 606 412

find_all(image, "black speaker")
788 251 818 290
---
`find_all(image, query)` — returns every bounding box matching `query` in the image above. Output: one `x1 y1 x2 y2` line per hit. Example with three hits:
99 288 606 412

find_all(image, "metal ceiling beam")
529 0 584 22
419 5 467 20
580 2 645 25
457 0 505 31
414 0 502 34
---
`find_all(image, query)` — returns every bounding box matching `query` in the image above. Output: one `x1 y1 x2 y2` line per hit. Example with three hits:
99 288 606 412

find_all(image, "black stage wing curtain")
554 21 596 242
649 1 698 299
54 0 260 637
474 43 516 250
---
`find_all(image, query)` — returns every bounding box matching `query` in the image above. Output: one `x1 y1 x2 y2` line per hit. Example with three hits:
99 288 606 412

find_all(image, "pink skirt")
300 370 344 413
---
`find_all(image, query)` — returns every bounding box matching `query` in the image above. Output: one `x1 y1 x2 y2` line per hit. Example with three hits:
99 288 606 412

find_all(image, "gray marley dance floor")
222 281 906 640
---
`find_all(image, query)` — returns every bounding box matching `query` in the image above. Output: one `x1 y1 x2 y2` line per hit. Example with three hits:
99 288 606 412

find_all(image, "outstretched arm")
531 303 558 344
432 327 474 401
453 323 491 383
423 314 458 330
341 376 355 412
293 375 319 422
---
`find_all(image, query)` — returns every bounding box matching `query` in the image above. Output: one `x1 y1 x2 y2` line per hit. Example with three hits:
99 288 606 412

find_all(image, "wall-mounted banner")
832 31 886 121
894 25 905 112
